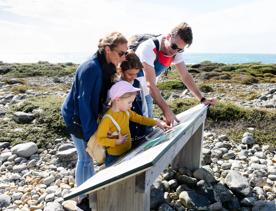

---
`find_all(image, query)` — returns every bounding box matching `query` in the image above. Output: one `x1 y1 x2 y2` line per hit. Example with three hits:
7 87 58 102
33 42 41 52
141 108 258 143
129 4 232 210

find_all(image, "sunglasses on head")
170 43 184 53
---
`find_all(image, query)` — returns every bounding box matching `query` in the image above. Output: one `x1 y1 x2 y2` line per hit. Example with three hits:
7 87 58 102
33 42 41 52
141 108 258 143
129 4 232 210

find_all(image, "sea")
0 52 275 64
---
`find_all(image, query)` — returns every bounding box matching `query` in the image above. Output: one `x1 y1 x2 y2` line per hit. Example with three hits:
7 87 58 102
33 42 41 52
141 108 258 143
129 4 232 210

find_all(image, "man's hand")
201 98 216 106
164 109 180 126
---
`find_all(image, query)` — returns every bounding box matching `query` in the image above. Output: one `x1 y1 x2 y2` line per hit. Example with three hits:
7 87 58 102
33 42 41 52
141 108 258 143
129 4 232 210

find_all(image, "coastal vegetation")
0 61 275 147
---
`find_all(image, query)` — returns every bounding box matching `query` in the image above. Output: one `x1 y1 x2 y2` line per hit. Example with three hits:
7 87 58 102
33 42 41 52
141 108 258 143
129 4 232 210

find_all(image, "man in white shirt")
135 22 215 126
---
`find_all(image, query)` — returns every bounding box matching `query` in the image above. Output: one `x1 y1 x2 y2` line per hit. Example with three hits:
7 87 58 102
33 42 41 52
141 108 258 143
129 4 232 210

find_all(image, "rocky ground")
0 62 275 210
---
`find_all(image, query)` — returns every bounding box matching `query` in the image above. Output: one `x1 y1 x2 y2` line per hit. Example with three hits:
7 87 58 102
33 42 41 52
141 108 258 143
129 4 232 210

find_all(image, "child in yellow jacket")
96 80 170 166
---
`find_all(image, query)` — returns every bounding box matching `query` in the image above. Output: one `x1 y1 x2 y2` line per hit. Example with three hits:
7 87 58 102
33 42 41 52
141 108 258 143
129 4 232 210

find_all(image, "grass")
157 80 186 90
1 61 275 147
2 95 66 147
0 62 78 78
154 99 276 146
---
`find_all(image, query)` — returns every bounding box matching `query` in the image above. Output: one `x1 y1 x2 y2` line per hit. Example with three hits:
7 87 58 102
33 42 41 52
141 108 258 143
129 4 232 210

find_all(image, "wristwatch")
200 97 206 103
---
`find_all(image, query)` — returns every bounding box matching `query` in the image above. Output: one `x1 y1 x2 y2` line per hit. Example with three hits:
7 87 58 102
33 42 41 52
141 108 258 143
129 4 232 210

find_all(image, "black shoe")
76 196 90 211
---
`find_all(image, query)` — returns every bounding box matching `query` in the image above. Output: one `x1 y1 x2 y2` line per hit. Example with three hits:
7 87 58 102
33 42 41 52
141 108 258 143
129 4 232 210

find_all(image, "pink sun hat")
109 81 141 101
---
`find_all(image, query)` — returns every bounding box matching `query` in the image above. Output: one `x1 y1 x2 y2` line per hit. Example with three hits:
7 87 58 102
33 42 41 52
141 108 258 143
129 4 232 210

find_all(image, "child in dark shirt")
120 52 150 149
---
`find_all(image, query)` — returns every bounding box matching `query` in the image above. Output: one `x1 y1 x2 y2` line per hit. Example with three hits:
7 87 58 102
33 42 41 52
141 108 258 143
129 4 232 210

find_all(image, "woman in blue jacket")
61 32 128 207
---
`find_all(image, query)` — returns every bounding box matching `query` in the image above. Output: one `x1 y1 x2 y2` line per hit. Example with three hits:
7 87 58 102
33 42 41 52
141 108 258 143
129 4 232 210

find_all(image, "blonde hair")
119 92 137 99
110 91 137 106
98 32 128 51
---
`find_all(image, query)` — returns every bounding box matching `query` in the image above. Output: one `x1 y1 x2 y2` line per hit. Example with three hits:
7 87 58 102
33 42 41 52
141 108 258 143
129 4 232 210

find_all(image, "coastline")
1 52 276 64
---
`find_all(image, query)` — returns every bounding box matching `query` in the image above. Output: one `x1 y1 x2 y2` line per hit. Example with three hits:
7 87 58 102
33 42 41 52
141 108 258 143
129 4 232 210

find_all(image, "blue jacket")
61 54 102 141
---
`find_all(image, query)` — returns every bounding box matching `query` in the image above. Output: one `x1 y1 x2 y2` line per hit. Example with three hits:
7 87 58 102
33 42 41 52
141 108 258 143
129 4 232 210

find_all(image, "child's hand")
156 120 172 131
116 133 128 145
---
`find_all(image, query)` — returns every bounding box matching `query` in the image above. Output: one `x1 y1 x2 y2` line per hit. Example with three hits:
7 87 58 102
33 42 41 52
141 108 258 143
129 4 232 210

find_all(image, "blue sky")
0 0 276 57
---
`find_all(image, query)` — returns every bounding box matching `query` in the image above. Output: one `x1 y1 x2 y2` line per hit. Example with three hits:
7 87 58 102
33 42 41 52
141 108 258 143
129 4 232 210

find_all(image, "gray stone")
252 200 276 211
268 174 276 181
225 170 250 196
12 111 35 123
208 202 223 211
0 194 11 208
221 162 232 170
211 149 223 158
202 148 211 165
12 192 23 201
176 174 197 186
11 142 38 158
268 166 276 175
58 144 75 151
193 167 216 184
158 203 174 211
168 179 178 190
218 135 229 142
162 169 176 180
251 163 266 170
12 163 27 172
150 186 165 209
0 151 12 162
241 197 256 206
179 190 209 209
0 142 10 149
222 151 236 160
56 148 77 162
242 134 255 145
213 183 233 203
45 193 55 202
43 175 56 186
254 152 266 159
44 201 64 211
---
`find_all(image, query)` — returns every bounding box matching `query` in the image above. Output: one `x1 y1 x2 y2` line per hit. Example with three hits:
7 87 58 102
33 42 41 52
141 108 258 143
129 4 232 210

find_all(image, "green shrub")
207 102 245 121
169 98 198 114
11 85 28 94
199 84 214 93
7 95 67 147
157 80 186 90
200 72 220 80
241 75 258 84
1 62 78 77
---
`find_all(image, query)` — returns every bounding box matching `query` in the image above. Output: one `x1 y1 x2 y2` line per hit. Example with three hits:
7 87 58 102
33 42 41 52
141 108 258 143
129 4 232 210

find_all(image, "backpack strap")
152 37 160 52
126 111 129 117
103 114 121 132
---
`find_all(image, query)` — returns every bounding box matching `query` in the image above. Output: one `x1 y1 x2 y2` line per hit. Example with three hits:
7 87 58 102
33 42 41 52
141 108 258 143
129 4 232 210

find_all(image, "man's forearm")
181 72 203 100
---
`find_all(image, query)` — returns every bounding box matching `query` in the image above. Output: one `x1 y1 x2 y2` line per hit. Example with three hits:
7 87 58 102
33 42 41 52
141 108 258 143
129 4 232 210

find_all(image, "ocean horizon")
0 52 275 65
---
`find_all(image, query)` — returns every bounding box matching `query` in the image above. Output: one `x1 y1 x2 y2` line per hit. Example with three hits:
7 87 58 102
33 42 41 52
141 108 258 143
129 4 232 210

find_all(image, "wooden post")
172 123 204 171
93 174 150 211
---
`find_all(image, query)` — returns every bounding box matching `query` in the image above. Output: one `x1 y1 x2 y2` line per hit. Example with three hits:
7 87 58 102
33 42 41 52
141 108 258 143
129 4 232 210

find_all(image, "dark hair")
98 32 128 51
171 22 193 47
120 51 143 72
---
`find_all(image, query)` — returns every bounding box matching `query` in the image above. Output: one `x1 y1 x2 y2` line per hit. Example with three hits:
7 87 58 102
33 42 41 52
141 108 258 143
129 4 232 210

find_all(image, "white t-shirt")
135 35 185 96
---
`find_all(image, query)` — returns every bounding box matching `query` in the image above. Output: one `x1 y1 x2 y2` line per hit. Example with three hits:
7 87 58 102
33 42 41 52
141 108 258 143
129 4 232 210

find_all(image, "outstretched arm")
176 62 216 106
143 62 179 125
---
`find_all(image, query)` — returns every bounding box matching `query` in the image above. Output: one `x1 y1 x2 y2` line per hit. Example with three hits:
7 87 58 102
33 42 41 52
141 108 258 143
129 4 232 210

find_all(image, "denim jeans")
105 154 120 167
71 134 94 187
145 94 153 118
